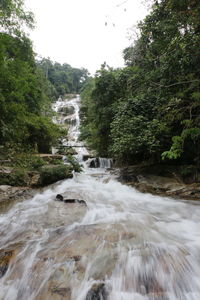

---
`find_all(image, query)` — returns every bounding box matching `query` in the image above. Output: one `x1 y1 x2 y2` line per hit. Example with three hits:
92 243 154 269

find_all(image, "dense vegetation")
0 0 88 153
37 58 89 101
80 0 200 170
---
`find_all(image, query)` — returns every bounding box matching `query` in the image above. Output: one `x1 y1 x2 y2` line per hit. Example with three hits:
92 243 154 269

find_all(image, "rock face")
118 165 200 200
0 185 35 211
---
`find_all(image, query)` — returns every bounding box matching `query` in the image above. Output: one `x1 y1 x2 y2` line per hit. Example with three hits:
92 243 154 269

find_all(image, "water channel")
0 96 200 300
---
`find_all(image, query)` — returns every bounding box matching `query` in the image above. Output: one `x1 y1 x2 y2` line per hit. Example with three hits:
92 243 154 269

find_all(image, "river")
0 96 200 300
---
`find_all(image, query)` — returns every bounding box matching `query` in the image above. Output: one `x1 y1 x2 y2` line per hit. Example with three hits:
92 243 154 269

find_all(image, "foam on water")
0 96 200 300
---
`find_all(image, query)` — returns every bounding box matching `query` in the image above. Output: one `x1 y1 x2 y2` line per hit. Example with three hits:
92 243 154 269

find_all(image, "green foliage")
36 58 89 98
80 65 123 156
9 168 28 186
0 165 31 186
0 0 34 35
0 2 87 156
0 32 62 150
11 153 47 170
39 165 73 186
181 165 197 177
162 136 183 160
66 155 82 172
25 115 63 153
80 0 200 166
57 146 76 156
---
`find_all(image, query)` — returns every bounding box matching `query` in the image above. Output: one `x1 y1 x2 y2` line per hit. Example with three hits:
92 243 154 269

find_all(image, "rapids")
0 96 200 300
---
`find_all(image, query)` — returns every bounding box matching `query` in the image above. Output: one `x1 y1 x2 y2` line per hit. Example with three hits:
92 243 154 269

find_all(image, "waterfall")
0 95 200 300
99 157 113 169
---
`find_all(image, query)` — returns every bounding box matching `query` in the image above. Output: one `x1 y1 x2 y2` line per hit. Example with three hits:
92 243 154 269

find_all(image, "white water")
0 96 200 300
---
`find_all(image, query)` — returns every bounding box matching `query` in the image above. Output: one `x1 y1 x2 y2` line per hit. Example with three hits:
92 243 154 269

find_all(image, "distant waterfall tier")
87 157 113 169
0 95 200 300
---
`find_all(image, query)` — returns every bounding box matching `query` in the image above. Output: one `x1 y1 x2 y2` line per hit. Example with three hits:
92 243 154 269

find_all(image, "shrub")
39 165 73 186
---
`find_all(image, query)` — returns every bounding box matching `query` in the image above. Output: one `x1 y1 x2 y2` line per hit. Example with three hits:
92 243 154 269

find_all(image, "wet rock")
0 185 34 206
0 185 11 192
70 255 81 261
83 155 94 161
64 199 87 205
56 194 87 205
118 165 200 200
86 283 109 300
148 292 169 300
64 118 76 126
58 105 75 115
87 158 100 168
139 275 163 295
51 287 71 297
0 250 14 278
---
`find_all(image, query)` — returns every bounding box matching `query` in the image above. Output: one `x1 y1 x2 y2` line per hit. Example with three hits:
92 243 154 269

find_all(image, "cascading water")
0 96 200 300
99 158 113 169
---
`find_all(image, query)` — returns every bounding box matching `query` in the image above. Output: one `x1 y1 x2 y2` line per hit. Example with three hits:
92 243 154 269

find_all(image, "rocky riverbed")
117 164 200 200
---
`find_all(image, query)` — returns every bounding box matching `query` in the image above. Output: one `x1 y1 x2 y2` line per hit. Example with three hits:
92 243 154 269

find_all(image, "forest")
1 0 200 178
80 0 200 175
0 0 88 153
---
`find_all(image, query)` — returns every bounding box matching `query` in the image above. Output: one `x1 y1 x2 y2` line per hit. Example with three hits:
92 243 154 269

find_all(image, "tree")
80 0 200 167
0 0 34 35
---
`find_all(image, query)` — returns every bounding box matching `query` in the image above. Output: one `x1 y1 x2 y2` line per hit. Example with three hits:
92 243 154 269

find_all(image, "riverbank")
117 164 200 200
0 94 82 202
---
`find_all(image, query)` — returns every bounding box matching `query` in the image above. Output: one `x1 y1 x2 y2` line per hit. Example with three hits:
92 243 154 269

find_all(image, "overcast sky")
25 0 148 74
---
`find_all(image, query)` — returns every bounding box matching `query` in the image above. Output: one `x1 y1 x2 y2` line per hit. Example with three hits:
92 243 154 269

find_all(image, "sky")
25 0 148 74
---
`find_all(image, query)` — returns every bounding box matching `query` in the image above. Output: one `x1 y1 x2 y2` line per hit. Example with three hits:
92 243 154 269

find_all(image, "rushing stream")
0 96 200 300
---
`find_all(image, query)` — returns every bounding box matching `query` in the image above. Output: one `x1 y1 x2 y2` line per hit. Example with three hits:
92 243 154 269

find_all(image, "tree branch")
150 79 200 88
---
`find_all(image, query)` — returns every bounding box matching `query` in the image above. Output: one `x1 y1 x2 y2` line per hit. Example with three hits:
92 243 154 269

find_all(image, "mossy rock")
39 164 73 186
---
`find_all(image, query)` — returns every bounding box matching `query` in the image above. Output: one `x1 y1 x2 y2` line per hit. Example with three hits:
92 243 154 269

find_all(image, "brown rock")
51 287 71 297
0 249 15 278
118 165 200 200
86 283 109 300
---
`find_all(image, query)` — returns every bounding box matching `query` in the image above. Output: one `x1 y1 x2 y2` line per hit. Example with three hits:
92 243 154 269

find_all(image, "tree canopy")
0 0 34 34
0 0 89 153
80 0 200 167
